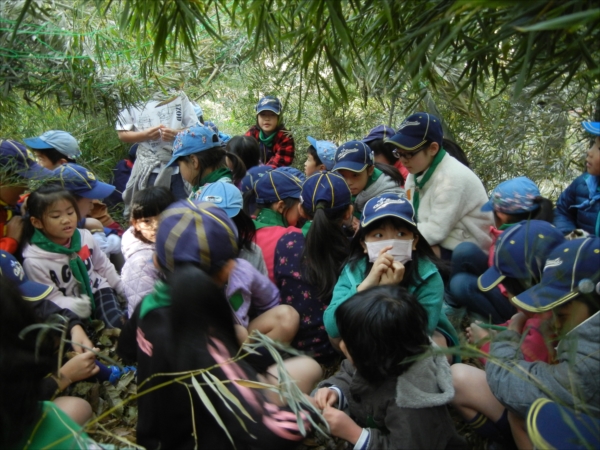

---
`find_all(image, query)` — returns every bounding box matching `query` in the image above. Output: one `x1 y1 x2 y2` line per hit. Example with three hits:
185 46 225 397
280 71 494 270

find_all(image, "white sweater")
405 154 492 251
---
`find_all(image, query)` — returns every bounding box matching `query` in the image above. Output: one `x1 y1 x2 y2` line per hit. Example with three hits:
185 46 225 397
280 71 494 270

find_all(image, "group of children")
1 97 599 449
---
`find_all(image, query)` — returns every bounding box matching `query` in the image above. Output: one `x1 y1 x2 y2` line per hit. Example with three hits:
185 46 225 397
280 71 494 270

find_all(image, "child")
105 143 137 208
245 96 295 167
361 125 409 182
304 137 336 177
253 168 303 282
332 140 404 226
448 177 554 323
274 171 353 363
24 129 81 168
240 165 272 216
118 199 320 449
167 124 244 200
226 134 261 173
386 112 492 259
0 139 52 254
554 120 600 236
121 186 174 316
21 185 126 328
313 285 466 449
326 193 459 349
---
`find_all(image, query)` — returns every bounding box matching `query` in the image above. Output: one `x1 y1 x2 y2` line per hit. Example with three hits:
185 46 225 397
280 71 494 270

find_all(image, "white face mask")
365 239 413 264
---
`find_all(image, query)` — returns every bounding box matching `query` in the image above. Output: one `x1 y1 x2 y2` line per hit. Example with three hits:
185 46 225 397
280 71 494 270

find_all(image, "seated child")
332 140 404 227
0 139 52 254
554 120 600 236
118 200 321 450
121 186 174 316
327 193 459 350
105 143 137 208
448 177 554 323
245 96 295 167
386 112 492 259
362 125 409 182
21 185 126 328
313 285 466 449
304 137 336 177
274 171 353 363
226 135 261 184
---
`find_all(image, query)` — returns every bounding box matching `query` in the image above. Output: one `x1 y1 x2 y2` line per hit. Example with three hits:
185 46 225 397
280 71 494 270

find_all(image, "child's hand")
160 127 181 142
61 350 100 385
6 216 24 242
508 312 527 334
358 247 393 291
323 405 363 444
379 261 405 285
314 387 339 410
144 125 164 141
70 325 94 354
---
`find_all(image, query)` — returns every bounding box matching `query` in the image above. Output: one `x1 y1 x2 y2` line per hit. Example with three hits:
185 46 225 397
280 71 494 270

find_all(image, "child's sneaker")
108 365 136 384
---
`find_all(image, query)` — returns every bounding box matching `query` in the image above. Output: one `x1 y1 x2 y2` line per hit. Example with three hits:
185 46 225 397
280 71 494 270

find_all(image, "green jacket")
325 257 459 347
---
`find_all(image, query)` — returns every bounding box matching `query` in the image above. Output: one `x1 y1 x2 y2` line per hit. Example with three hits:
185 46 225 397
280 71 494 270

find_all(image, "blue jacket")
554 173 600 236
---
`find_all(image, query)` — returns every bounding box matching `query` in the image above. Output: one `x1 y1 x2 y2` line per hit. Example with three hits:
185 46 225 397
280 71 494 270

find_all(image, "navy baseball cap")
167 124 221 167
24 130 81 159
0 251 52 301
362 125 396 144
300 171 351 214
512 237 600 313
582 121 600 136
198 182 243 218
332 141 374 173
361 193 415 228
255 96 282 115
385 112 443 151
481 177 541 214
307 137 336 171
0 139 53 180
254 167 302 204
478 221 566 292
277 166 306 183
240 166 271 194
53 163 115 199
156 199 238 274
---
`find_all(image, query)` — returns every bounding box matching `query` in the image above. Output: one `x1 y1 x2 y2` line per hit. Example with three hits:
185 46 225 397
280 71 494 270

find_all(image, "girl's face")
285 200 301 227
304 153 325 177
362 221 418 248
337 167 374 196
34 151 59 170
32 199 77 245
586 137 600 176
132 215 160 242
396 143 439 175
552 300 590 336
257 111 279 134
178 156 200 184
76 197 94 218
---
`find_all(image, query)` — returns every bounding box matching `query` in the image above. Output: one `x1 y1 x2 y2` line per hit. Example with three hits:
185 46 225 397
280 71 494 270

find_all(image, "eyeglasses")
392 146 426 160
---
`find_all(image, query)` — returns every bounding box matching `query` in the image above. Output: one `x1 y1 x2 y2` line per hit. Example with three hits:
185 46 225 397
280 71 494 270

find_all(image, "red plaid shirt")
245 125 295 168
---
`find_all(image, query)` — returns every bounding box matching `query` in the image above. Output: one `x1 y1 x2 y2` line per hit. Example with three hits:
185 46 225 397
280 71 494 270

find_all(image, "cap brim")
385 135 426 151
332 162 369 173
361 211 416 228
511 283 578 313
582 121 600 136
20 280 53 301
307 136 318 149
77 181 116 199
23 137 53 150
480 200 494 212
478 267 505 292
256 107 280 115
166 155 179 168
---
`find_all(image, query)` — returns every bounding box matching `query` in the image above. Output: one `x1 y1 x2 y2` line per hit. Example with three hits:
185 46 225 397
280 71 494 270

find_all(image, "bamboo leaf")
204 372 256 422
190 376 235 448
516 9 600 32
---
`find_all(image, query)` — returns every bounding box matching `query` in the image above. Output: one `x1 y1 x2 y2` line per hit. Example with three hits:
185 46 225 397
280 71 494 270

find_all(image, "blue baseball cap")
362 125 396 144
526 398 600 450
0 251 52 301
361 193 415 228
254 167 302 204
205 121 219 134
24 130 81 159
512 237 600 312
52 163 115 199
307 137 336 171
478 220 566 292
256 96 282 115
300 171 351 215
481 177 541 214
277 166 306 183
198 182 243 218
240 166 271 194
167 124 221 168
385 112 443 151
0 139 53 180
332 141 374 173
156 199 238 274
582 121 600 136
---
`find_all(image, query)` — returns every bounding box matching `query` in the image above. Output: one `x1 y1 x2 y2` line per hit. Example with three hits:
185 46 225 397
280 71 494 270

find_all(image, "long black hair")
130 186 175 241
336 285 430 384
301 204 351 302
374 162 404 186
232 209 256 252
178 144 245 187
226 136 261 171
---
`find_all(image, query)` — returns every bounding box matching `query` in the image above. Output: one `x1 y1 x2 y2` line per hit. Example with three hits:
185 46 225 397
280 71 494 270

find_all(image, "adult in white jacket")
386 113 492 257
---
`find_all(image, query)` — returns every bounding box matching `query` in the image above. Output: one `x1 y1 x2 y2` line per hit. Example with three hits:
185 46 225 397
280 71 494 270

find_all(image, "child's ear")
317 164 327 172
190 154 201 170
360 238 367 254
428 142 440 156
212 259 236 287
298 203 309 219
30 216 44 230
273 200 286 214
412 234 419 250
343 205 354 221
367 166 375 177
339 339 353 364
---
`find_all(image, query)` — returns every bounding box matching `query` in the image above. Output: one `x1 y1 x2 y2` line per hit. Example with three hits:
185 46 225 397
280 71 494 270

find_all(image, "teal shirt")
325 257 459 347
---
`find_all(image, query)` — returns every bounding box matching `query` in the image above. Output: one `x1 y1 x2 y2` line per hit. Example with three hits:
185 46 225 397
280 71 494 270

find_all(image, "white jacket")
405 154 492 251
22 229 124 318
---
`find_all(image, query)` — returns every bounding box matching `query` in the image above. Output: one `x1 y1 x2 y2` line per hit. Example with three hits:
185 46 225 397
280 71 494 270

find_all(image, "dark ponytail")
374 162 404 187
225 151 247 185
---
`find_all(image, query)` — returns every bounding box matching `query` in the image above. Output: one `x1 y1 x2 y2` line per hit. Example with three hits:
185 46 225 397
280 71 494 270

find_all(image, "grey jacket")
355 171 405 214
318 349 466 450
486 311 600 418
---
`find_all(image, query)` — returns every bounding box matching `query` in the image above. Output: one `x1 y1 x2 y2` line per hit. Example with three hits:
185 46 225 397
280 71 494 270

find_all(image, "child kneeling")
313 285 466 449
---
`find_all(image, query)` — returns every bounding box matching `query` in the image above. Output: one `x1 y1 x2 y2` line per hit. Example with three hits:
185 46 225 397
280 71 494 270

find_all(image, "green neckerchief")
259 129 277 147
498 223 513 231
198 167 233 187
139 281 171 319
413 149 446 220
301 220 312 237
253 208 287 230
30 228 95 310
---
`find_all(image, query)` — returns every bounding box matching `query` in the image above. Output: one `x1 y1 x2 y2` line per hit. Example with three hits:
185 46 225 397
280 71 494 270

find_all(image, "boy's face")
33 151 59 170
552 300 591 336
586 137 600 176
76 197 94 218
337 166 374 196
304 153 324 177
257 111 279 134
